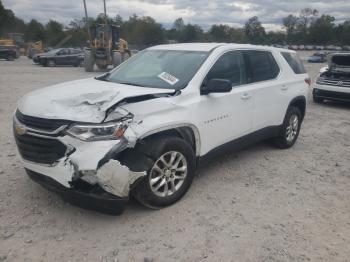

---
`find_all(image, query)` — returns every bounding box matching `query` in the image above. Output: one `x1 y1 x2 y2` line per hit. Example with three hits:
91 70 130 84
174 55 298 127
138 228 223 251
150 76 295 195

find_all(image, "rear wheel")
273 106 302 149
131 136 196 208
47 59 56 67
84 50 94 72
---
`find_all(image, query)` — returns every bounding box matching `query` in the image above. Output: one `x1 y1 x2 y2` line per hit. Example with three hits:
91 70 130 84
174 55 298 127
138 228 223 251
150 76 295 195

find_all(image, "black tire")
122 51 131 61
273 106 302 149
97 64 108 70
112 51 122 67
6 55 15 61
47 59 56 67
84 50 94 72
313 95 323 103
131 136 196 208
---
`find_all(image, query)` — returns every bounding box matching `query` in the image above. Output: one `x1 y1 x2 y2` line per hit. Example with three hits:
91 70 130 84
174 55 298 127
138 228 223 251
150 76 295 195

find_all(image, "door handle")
241 93 252 100
281 85 288 90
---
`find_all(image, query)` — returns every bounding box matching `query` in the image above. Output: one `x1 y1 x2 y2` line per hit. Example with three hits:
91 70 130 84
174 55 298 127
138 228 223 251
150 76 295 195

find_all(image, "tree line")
1 0 349 48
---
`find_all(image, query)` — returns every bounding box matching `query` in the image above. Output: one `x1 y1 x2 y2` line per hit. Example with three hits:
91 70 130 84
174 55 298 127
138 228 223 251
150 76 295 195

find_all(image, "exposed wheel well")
141 127 197 155
289 97 306 121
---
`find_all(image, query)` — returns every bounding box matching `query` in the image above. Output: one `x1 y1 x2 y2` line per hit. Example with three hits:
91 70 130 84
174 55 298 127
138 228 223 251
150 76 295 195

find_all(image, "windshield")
107 50 209 90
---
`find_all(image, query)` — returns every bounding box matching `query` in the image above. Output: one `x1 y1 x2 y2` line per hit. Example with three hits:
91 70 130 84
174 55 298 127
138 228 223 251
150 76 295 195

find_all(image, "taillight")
305 77 311 86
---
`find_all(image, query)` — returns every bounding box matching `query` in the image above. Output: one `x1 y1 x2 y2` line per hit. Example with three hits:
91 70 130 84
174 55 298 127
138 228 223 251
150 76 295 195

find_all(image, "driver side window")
205 51 246 87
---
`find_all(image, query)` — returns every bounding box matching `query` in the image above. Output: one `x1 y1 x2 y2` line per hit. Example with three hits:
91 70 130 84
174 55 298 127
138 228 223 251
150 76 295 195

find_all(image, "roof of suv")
149 43 293 52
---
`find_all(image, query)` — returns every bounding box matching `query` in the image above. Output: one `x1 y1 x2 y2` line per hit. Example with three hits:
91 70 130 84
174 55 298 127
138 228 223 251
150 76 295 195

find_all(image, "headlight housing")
66 121 126 141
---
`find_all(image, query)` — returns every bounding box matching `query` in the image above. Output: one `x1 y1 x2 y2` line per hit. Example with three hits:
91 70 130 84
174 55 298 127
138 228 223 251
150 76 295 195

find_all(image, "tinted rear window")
281 52 306 74
243 50 280 83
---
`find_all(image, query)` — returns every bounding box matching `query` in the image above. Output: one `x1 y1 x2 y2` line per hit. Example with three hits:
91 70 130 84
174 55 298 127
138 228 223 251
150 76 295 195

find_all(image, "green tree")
296 8 318 43
309 15 335 44
178 24 204 42
283 14 298 42
25 19 45 42
244 16 266 44
45 20 66 47
208 24 231 42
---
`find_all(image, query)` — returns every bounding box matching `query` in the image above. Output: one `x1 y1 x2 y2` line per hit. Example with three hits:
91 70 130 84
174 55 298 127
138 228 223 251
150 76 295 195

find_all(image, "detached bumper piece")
26 169 128 215
313 88 350 102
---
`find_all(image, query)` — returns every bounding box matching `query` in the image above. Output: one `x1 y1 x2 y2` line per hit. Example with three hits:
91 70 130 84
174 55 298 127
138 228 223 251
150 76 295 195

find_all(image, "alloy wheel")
286 114 299 142
149 151 188 197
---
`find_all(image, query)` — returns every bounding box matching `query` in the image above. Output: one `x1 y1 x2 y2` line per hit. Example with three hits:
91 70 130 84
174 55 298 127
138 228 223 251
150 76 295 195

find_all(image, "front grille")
317 77 350 88
15 110 71 132
14 133 67 165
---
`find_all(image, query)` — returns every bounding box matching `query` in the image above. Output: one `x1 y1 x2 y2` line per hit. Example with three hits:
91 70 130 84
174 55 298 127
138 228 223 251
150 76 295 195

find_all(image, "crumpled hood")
18 78 173 123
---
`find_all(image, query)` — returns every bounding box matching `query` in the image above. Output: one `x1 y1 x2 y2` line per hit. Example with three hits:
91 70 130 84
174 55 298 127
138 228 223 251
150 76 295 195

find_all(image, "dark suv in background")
33 48 84 67
0 45 18 61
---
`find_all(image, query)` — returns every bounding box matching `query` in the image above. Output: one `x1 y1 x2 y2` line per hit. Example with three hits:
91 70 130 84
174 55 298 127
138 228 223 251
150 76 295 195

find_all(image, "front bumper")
313 87 350 102
26 169 128 214
13 113 146 214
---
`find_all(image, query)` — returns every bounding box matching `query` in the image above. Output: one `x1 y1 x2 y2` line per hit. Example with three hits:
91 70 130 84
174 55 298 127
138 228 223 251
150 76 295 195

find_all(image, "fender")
288 95 306 121
137 123 201 156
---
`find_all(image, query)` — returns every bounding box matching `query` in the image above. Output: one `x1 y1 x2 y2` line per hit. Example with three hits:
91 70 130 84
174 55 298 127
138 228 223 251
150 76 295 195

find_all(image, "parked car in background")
314 53 350 103
315 46 324 50
325 45 336 50
305 45 314 50
33 48 84 67
0 45 18 61
13 43 309 214
308 52 327 63
298 45 305 50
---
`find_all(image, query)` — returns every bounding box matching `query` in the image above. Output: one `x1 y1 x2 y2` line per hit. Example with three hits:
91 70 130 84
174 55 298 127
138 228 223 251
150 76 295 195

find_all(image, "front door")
195 50 254 154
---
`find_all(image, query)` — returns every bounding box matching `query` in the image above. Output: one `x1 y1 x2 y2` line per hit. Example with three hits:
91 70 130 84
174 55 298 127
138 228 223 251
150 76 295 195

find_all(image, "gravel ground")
0 52 349 262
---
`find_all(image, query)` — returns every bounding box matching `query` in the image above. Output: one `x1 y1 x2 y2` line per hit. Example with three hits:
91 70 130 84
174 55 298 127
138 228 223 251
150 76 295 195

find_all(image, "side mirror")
201 78 232 95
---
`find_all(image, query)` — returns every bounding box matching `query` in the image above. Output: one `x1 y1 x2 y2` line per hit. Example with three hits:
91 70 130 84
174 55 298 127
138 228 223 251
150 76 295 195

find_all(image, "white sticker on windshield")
158 72 179 85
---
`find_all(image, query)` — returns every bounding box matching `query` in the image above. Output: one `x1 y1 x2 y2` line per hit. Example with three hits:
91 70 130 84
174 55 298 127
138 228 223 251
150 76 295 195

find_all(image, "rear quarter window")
281 52 306 74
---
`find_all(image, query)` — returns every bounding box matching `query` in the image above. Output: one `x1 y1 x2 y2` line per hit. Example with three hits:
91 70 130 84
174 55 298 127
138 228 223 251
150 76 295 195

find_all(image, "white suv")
14 43 309 214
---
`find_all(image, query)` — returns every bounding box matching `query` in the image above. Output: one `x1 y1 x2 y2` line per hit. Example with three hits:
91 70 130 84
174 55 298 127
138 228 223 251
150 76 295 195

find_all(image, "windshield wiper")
95 72 111 82
119 82 147 87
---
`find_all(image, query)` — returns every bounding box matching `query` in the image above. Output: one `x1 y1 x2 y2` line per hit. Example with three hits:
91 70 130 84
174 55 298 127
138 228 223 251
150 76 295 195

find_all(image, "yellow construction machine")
83 0 131 71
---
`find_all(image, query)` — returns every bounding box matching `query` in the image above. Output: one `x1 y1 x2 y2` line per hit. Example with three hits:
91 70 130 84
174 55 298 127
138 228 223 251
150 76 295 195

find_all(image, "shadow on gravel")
318 100 350 110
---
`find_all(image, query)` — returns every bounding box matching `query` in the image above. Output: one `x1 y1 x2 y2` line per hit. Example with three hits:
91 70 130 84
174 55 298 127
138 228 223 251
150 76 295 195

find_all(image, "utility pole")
103 0 108 57
82 0 92 43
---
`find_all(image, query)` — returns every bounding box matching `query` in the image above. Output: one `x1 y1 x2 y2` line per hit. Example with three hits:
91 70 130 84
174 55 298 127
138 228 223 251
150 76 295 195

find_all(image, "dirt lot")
0 52 349 262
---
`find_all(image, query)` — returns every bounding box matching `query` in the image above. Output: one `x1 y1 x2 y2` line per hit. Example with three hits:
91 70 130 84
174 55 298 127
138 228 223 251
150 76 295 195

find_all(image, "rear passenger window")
206 51 246 87
243 50 280 83
281 52 306 74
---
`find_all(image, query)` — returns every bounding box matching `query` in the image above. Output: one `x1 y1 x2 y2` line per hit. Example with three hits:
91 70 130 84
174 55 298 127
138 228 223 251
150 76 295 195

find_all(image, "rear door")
242 50 283 130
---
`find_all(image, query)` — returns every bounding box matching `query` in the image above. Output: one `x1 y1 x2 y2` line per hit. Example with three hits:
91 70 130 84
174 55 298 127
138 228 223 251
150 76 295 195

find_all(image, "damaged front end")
14 109 146 215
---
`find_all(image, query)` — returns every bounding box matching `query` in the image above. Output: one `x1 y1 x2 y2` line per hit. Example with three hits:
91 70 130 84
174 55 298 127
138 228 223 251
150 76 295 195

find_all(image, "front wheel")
132 136 196 208
273 106 302 149
47 59 56 67
84 50 95 72
6 55 15 61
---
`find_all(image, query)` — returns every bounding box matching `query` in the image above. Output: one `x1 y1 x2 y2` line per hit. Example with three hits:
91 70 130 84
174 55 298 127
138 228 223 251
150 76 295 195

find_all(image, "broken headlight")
66 122 126 141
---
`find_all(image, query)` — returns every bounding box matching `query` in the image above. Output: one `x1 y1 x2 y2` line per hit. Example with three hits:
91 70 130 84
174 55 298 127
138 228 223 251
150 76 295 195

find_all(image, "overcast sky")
3 0 350 31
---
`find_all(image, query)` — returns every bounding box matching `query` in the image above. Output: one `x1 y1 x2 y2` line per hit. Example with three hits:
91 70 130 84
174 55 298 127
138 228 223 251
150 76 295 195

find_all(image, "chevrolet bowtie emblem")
15 124 27 135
